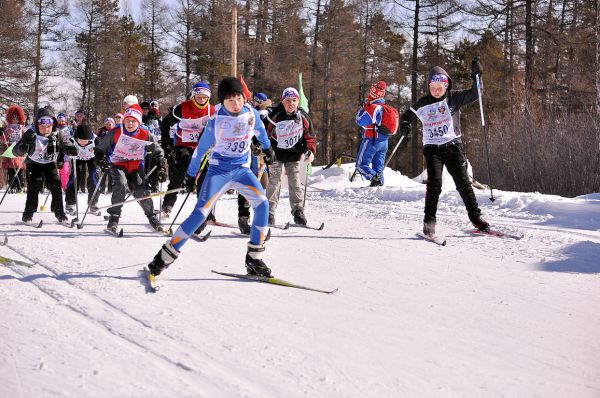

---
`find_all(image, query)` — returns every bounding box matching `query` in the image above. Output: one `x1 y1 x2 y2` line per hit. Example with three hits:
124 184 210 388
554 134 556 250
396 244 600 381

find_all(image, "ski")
468 229 523 240
289 222 325 231
190 230 212 242
21 220 44 228
104 227 124 237
0 255 35 268
230 229 272 241
139 268 159 293
0 234 7 246
206 220 238 229
58 219 74 228
416 232 447 246
211 270 338 294
268 222 290 230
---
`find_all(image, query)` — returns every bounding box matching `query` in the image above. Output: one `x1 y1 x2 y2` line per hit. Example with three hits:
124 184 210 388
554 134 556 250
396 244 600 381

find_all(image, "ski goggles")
37 116 54 127
281 88 299 101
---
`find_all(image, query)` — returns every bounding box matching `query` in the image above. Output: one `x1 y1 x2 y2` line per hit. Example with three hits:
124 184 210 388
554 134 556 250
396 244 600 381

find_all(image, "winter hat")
6 105 26 125
281 87 300 101
192 82 211 98
123 103 143 125
122 95 139 109
140 101 150 110
104 117 115 125
368 81 386 102
35 107 57 130
114 113 124 120
253 92 268 103
217 77 245 104
150 100 159 108
75 124 94 140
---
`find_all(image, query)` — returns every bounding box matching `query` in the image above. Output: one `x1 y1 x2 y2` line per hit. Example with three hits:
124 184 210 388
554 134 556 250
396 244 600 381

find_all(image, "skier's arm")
93 130 114 159
301 111 316 155
13 129 35 157
186 119 215 177
253 108 271 150
147 133 165 163
399 107 419 136
355 106 376 127
160 105 181 151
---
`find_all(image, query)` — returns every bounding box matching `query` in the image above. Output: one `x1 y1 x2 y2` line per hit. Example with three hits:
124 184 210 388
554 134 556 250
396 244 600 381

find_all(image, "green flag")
298 72 309 113
1 142 16 159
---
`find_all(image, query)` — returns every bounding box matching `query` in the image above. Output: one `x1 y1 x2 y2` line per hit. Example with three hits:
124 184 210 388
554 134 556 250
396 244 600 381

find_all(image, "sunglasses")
37 117 54 126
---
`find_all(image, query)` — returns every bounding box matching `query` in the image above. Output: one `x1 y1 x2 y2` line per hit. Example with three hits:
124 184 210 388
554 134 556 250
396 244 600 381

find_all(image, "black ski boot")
369 173 382 187
423 222 436 237
472 218 490 233
56 212 69 225
65 204 76 216
293 208 307 225
107 215 119 232
148 241 179 276
238 216 251 235
148 214 163 231
161 205 172 221
22 213 33 223
245 243 271 277
268 214 275 226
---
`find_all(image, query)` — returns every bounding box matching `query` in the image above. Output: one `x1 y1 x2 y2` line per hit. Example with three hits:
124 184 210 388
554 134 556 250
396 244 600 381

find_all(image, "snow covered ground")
1 163 599 398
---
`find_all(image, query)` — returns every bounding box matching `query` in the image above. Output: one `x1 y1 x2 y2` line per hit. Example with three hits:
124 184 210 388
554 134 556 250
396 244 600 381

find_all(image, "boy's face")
194 94 209 105
37 117 53 136
223 93 245 113
123 118 140 132
429 82 447 99
115 116 123 124
77 138 90 146
105 121 115 129
283 97 299 113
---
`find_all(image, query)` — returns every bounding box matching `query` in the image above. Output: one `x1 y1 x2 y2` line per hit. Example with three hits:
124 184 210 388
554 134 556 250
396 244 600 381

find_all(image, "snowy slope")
1 164 599 398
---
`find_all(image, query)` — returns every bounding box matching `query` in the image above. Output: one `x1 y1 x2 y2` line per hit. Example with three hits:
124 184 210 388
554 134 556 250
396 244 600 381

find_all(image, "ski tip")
118 228 124 237
36 220 44 228
317 222 325 230
327 288 339 294
283 222 290 230
70 219 77 228
265 228 271 242
0 234 7 246
200 230 212 241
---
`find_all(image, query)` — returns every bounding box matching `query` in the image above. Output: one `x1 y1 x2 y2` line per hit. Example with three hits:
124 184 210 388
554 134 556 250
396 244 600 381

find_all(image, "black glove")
157 158 168 183
262 147 274 166
471 58 482 79
400 125 411 138
251 143 262 156
65 144 79 156
184 174 197 193
56 157 64 169
98 157 110 172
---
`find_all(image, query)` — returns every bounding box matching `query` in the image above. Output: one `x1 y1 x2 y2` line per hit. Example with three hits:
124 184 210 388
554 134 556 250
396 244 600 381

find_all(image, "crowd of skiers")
0 59 491 279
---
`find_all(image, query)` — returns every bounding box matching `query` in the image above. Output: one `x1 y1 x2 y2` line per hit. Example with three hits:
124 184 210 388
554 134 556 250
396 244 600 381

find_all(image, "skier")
265 87 316 226
114 113 124 126
13 107 78 225
147 77 274 278
94 103 167 233
354 81 399 186
159 82 215 218
399 60 490 237
0 105 27 193
237 92 271 234
65 125 101 215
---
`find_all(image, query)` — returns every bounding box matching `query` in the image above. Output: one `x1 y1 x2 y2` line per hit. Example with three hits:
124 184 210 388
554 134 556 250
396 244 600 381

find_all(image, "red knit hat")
123 103 143 124
368 81 386 102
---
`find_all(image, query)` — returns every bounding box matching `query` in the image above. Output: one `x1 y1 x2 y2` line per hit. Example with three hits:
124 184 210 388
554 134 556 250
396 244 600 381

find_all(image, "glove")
262 147 274 166
471 58 482 79
400 125 411 138
56 157 64 169
157 158 168 183
98 157 110 172
251 143 262 156
65 144 79 156
184 174 197 193
303 150 315 164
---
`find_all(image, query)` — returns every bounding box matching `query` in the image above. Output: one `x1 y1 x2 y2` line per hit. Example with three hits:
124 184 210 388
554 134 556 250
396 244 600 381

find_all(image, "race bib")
169 125 177 139
147 120 161 139
275 118 303 149
6 124 23 144
111 133 150 162
212 112 254 157
29 135 54 164
413 99 458 145
76 142 95 161
179 116 209 143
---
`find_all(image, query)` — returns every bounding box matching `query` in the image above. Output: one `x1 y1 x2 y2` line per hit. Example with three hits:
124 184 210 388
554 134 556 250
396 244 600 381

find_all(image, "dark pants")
108 165 154 217
163 146 193 210
423 143 482 224
77 160 90 192
24 162 65 217
65 159 100 206
145 153 159 192
6 168 25 192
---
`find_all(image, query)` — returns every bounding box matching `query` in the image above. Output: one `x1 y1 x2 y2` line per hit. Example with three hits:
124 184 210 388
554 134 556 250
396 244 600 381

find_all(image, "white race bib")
110 133 150 162
178 116 210 143
6 124 23 144
275 117 303 149
76 142 95 161
212 112 255 157
413 99 459 145
29 135 55 164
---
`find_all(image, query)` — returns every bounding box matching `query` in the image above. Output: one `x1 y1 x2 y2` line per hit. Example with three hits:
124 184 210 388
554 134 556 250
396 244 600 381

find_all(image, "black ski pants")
24 162 65 218
107 165 154 218
423 143 482 224
163 146 193 210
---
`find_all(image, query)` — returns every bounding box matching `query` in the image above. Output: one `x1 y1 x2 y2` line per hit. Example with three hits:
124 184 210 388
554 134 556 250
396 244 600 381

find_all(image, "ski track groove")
1 241 276 398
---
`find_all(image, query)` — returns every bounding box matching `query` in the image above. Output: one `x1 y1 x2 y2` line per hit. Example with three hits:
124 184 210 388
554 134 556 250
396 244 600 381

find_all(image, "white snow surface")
1 163 599 398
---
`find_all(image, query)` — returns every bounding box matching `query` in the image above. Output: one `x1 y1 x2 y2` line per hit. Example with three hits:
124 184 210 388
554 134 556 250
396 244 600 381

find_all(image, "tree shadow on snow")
537 241 600 274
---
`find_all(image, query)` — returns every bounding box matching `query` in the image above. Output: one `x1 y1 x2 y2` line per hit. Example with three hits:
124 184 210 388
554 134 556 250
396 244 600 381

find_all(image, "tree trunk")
525 0 534 89
410 0 420 176
33 0 43 114
308 0 321 108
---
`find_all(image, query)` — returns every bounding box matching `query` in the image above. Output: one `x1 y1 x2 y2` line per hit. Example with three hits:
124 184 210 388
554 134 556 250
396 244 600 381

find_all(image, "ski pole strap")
95 188 185 211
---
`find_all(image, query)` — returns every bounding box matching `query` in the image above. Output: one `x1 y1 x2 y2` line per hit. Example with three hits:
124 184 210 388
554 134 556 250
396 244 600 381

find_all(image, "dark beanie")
217 77 245 104
75 124 93 140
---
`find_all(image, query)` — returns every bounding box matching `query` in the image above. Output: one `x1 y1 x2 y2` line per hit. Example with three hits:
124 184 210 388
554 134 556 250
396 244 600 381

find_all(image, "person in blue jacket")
354 81 391 186
147 77 275 278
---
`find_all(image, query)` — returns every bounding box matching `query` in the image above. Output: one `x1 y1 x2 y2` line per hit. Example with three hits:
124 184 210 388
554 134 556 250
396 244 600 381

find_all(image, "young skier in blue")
147 77 275 278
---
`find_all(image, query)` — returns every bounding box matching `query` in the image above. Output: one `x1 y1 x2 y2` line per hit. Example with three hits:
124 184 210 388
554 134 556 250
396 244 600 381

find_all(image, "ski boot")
56 212 70 226
245 243 271 277
89 205 100 216
161 206 172 221
472 218 490 233
238 216 251 235
268 214 275 226
148 241 179 276
65 204 76 216
106 215 119 232
148 214 164 231
369 173 383 187
423 222 436 237
293 208 307 225
22 213 33 224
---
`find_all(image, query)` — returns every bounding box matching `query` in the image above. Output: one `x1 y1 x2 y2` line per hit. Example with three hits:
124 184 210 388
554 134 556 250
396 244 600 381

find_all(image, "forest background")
0 0 598 197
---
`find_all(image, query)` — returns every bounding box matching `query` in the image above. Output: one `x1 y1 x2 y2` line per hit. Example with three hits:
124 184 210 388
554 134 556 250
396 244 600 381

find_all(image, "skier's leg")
232 169 269 245
285 161 303 212
23 164 42 220
423 146 444 224
371 137 389 185
355 138 377 180
44 164 66 220
265 160 284 220
107 166 128 218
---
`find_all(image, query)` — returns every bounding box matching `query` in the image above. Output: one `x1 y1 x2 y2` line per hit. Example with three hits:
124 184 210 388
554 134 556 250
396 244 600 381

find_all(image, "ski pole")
122 165 158 203
39 190 51 211
475 66 496 202
72 158 79 221
165 190 192 236
93 188 185 211
0 168 23 206
383 134 406 169
76 170 106 229
302 162 310 209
